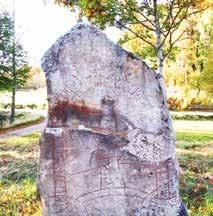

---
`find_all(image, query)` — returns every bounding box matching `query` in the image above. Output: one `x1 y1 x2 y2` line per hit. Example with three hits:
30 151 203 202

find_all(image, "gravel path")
0 120 47 139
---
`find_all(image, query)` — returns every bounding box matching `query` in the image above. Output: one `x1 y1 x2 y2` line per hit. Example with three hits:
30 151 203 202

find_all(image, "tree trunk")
10 19 16 124
10 83 16 124
155 28 168 105
157 47 168 105
153 0 167 104
157 50 164 76
156 33 164 76
10 56 16 124
10 4 16 124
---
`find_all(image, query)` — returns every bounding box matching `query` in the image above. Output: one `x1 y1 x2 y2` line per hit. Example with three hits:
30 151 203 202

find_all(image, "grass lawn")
0 89 47 110
176 132 213 216
0 133 41 216
0 111 45 133
0 126 212 215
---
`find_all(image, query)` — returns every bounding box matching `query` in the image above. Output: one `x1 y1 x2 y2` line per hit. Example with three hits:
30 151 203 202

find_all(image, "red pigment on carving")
70 102 102 116
51 132 68 211
49 100 102 121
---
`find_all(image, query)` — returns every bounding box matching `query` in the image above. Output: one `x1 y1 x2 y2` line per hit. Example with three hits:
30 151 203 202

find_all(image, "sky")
0 0 122 66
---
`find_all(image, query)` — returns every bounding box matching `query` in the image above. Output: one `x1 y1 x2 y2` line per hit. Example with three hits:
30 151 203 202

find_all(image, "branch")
161 4 188 46
153 0 158 26
162 0 175 27
166 4 204 41
177 37 191 42
136 9 156 29
122 0 156 29
118 1 156 32
163 27 189 60
114 19 156 49
187 6 209 17
119 36 138 44
162 2 208 44
130 14 156 32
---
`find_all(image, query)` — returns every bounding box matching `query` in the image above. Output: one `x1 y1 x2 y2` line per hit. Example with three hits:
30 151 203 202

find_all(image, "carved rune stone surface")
38 23 187 216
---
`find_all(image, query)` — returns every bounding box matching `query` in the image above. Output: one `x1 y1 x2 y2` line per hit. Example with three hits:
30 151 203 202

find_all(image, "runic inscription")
38 23 187 216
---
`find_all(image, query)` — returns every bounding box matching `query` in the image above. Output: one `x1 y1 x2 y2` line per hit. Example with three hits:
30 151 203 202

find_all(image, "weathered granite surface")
38 23 187 216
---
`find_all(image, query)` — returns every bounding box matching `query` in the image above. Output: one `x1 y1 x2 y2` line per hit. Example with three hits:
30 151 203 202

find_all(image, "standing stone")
38 23 187 216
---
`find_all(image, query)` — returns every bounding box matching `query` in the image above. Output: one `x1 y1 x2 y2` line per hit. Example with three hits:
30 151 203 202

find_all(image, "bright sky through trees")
0 0 122 66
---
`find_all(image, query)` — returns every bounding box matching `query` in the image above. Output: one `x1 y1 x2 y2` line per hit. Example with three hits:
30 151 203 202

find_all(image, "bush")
27 104 37 109
172 114 213 121
15 104 25 109
167 97 184 111
41 103 47 109
3 103 11 109
0 114 8 126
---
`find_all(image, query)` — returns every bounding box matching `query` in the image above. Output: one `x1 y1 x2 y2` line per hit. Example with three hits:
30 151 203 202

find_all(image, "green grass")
176 132 213 149
0 129 212 215
0 133 40 154
0 133 41 216
0 111 45 132
176 131 213 216
172 114 213 121
178 153 213 216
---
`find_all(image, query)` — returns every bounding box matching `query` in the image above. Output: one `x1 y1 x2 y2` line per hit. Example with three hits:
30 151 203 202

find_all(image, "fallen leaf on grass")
208 176 213 184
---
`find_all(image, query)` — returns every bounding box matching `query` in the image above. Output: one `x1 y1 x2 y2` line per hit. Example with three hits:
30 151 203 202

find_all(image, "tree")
119 23 179 70
0 12 30 123
0 13 14 90
123 8 212 108
56 0 209 102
